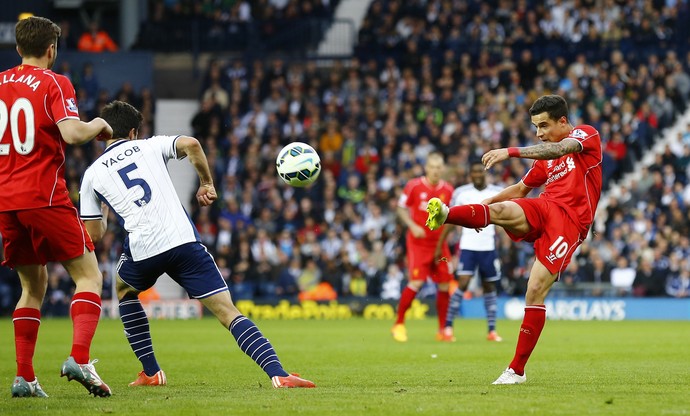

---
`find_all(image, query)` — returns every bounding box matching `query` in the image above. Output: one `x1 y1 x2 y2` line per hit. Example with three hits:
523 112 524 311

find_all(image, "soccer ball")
275 142 321 187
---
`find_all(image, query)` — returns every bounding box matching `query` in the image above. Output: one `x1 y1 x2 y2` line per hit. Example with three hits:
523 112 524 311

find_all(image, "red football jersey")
521 124 603 232
398 176 454 247
0 64 80 211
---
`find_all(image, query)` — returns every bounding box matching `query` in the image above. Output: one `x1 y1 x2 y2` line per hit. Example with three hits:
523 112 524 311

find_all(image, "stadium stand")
132 0 340 54
180 0 690 303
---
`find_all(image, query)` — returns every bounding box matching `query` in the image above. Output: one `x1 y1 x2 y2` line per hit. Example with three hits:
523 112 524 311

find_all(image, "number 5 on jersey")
118 163 152 207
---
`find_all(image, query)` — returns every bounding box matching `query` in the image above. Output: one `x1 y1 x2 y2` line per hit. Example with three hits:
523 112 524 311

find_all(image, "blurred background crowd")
1 0 690 317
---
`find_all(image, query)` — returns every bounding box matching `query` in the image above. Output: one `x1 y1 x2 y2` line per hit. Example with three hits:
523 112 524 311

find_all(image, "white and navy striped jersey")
451 183 503 251
80 135 198 261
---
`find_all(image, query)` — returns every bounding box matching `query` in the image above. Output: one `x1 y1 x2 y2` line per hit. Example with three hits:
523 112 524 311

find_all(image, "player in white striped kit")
80 101 314 389
436 161 504 342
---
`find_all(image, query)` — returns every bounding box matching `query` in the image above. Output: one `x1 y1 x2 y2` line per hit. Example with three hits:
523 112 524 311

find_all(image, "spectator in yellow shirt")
319 119 343 153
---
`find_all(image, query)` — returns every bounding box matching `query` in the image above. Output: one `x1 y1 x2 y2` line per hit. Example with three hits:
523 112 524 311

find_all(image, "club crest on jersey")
566 156 575 171
65 98 78 113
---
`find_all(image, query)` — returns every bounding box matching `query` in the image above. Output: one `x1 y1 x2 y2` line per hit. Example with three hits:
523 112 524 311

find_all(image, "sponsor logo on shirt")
545 156 576 186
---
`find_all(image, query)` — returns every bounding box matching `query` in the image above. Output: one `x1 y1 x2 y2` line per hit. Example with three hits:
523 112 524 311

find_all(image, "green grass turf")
0 317 689 415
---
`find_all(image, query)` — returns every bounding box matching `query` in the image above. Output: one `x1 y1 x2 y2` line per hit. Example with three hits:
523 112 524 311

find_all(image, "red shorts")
504 198 586 276
406 235 453 283
0 205 95 268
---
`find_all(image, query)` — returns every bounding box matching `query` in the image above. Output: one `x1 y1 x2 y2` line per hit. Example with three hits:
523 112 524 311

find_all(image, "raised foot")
425 197 448 231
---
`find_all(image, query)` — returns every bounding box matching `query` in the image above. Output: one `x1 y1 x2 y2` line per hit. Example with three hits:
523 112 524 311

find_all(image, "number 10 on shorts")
547 236 569 261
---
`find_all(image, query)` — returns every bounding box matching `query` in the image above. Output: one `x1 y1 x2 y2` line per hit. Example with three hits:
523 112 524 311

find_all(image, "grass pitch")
0 317 689 415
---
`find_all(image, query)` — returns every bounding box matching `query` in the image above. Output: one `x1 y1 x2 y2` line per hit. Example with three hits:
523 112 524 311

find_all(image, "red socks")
396 288 450 330
509 304 546 376
70 291 102 364
446 204 491 228
395 286 418 324
436 291 449 329
13 308 41 381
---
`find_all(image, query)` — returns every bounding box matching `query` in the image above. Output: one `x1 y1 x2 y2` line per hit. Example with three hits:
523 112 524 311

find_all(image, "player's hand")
410 224 426 238
95 119 113 141
196 183 217 206
482 148 510 170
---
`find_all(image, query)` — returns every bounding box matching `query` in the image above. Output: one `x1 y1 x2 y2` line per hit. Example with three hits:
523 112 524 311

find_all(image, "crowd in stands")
133 0 339 53
2 0 690 317
181 0 690 303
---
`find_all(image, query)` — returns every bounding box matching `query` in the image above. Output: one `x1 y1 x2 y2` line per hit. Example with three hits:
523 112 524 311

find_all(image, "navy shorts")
117 242 228 299
457 249 500 282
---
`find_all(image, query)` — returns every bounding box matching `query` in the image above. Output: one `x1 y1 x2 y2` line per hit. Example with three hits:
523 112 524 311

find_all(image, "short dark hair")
469 160 484 170
15 17 61 58
529 95 569 121
100 101 143 139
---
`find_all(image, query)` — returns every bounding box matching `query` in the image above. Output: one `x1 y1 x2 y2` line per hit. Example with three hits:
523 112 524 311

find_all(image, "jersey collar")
422 177 443 190
103 139 130 154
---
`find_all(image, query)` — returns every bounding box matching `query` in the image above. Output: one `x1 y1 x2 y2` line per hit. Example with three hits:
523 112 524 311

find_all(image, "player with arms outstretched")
80 101 315 389
426 95 602 384
436 161 504 343
0 16 113 398
392 152 454 342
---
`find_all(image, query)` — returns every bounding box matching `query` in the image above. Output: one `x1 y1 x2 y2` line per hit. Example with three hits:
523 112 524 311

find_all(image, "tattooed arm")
482 138 582 170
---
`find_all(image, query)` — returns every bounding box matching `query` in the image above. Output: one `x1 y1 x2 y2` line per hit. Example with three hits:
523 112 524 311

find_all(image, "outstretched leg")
202 291 315 388
427 198 530 235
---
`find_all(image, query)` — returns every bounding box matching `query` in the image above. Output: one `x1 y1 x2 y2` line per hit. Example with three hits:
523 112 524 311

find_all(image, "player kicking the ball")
426 95 602 384
80 101 315 389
